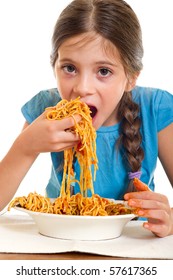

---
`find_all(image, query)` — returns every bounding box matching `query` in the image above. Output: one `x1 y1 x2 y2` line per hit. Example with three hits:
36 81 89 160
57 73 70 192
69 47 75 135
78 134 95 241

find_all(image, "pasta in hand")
46 97 98 197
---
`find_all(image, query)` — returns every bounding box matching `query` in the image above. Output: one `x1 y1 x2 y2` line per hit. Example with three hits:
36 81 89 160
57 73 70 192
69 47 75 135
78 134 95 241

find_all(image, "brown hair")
50 0 144 192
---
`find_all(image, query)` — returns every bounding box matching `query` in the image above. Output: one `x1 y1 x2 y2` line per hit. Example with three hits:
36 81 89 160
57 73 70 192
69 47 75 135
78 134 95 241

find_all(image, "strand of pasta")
45 97 98 197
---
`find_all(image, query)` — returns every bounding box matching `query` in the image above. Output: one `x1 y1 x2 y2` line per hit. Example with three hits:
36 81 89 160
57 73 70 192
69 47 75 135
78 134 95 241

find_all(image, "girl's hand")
15 112 81 156
124 178 173 237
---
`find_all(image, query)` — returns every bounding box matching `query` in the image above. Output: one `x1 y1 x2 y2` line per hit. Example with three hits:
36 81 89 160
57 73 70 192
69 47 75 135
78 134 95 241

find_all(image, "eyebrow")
95 61 118 67
58 58 118 67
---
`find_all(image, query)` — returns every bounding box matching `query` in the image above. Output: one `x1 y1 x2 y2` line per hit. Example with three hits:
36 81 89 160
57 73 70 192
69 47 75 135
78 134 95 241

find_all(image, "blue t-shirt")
21 86 173 199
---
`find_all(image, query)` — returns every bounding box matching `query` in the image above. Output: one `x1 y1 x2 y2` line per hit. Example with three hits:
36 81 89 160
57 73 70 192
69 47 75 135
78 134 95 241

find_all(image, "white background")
0 0 173 205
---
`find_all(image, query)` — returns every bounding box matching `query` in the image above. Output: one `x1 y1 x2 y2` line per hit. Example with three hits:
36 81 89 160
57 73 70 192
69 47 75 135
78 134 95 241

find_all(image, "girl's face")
54 33 137 130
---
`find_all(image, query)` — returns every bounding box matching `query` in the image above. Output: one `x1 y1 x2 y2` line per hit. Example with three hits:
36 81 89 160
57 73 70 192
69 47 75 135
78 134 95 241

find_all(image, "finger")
52 130 81 143
143 222 169 237
63 114 82 130
124 190 150 200
46 114 82 131
125 191 169 204
49 135 80 152
54 142 79 152
135 207 169 220
128 197 163 209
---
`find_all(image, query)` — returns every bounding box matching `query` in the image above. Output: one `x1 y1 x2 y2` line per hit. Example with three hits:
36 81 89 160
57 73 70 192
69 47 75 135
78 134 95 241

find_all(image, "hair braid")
118 91 144 192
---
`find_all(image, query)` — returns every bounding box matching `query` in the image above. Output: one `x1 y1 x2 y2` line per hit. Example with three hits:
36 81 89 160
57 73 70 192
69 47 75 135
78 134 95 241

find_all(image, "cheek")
105 84 124 103
111 80 128 102
56 79 72 100
54 69 64 93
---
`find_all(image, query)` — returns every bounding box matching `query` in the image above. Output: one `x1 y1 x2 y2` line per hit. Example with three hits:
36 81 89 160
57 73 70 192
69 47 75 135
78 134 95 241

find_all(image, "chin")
92 118 102 130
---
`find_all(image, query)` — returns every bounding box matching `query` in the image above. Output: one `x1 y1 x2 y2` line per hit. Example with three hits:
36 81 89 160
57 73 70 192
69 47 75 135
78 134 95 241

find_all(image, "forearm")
0 138 38 211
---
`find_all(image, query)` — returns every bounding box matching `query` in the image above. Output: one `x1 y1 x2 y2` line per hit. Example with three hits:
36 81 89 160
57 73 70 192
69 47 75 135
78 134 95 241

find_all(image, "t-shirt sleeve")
21 88 61 124
156 89 173 132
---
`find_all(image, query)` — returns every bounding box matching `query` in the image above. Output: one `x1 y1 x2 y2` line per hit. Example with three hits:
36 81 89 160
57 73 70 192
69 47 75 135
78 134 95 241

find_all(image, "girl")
0 0 173 237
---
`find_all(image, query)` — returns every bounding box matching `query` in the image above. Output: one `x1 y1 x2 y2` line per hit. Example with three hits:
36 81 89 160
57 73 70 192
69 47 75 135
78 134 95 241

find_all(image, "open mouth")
88 105 97 118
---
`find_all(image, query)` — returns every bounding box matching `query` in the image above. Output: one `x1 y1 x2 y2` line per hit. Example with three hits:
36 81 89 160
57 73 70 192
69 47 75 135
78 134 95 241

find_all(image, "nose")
73 73 96 97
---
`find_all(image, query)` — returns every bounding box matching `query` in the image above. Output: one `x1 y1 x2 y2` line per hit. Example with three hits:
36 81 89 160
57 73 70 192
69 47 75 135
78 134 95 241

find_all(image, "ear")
125 72 140 91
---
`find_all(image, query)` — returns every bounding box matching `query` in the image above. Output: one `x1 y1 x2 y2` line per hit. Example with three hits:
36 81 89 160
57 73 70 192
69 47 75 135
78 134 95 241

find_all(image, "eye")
98 68 112 77
63 64 76 74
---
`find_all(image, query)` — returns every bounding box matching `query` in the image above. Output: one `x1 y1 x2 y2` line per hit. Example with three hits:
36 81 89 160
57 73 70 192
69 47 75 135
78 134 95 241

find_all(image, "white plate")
14 200 136 241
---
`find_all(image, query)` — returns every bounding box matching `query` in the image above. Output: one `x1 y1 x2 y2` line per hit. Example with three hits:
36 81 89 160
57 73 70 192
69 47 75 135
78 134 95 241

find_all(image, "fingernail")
138 210 144 216
144 223 149 228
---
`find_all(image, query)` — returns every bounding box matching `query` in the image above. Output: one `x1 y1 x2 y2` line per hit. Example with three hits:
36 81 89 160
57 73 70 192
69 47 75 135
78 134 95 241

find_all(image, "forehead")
58 32 122 62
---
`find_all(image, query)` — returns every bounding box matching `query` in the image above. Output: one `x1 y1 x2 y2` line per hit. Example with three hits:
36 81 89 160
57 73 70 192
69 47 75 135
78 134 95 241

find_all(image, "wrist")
13 132 39 159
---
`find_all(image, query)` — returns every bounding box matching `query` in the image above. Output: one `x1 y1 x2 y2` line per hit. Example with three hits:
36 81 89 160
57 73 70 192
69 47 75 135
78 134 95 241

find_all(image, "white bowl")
14 201 136 241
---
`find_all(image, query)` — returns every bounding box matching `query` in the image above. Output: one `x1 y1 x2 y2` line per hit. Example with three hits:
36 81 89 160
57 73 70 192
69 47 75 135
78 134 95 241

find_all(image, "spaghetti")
8 192 135 216
8 98 136 217
8 192 53 213
45 97 98 197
